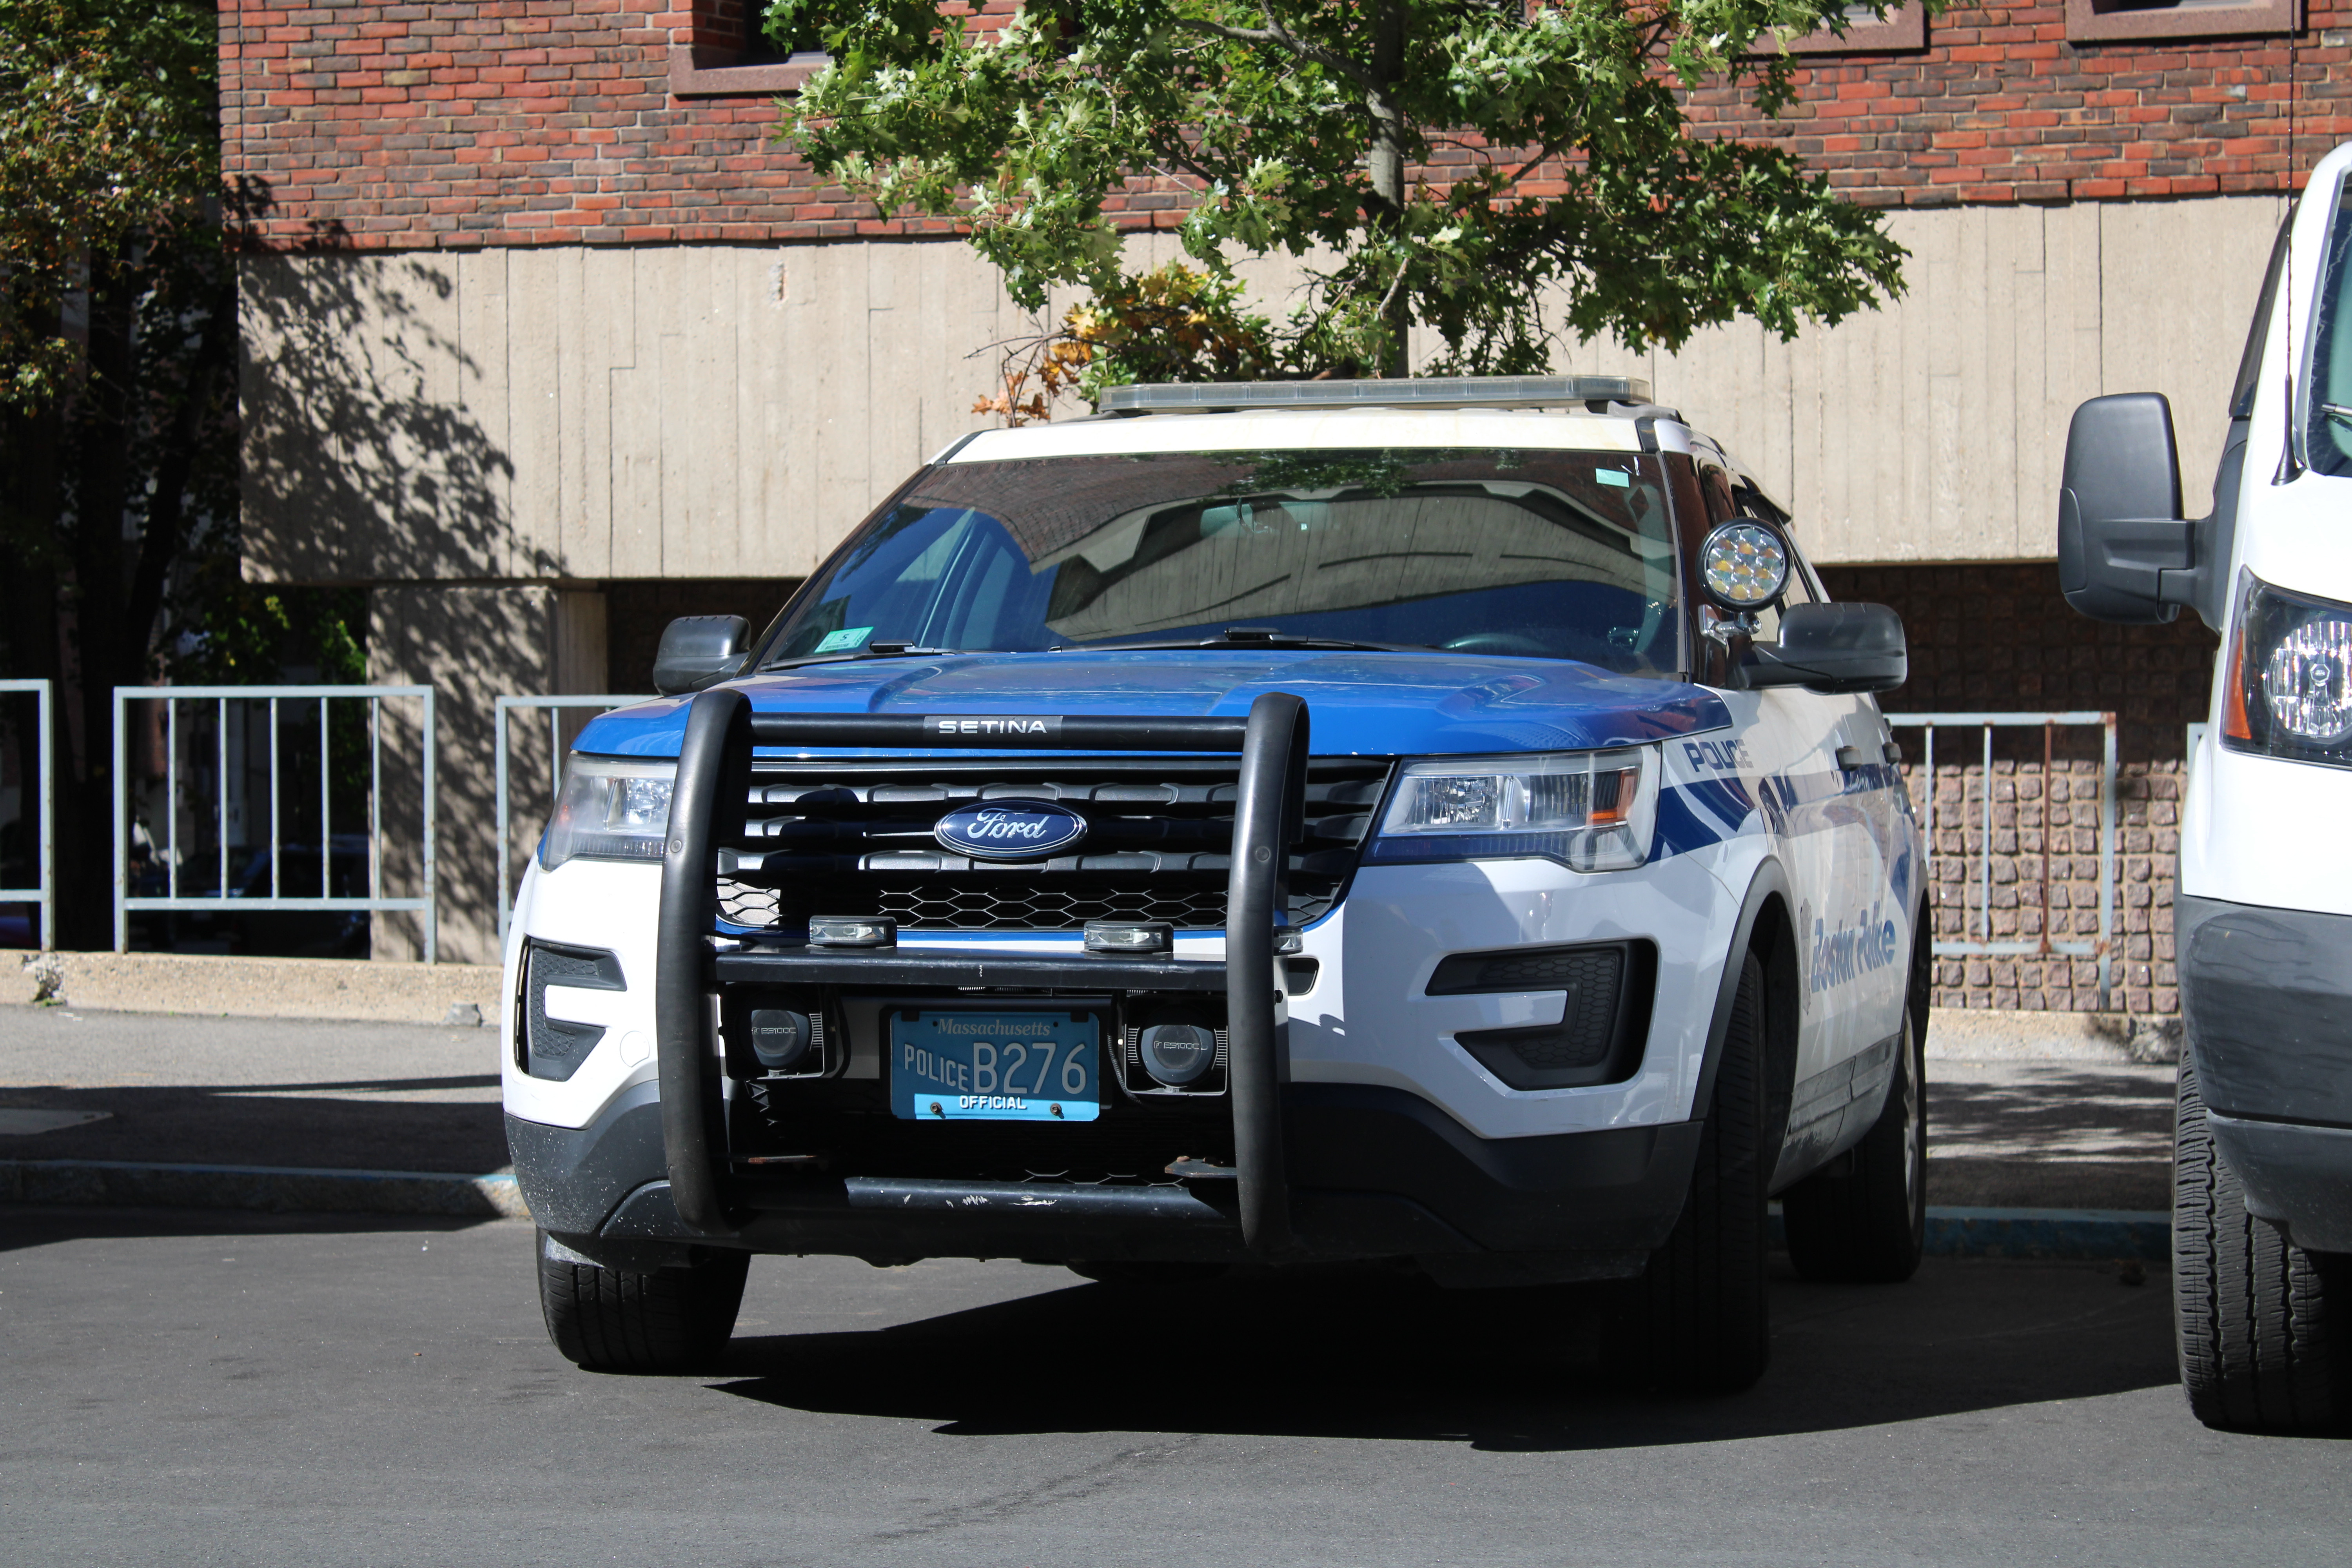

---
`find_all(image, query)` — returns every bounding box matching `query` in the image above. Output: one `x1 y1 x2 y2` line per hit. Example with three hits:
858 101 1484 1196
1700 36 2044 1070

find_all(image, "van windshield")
2309 184 2352 474
761 448 1681 677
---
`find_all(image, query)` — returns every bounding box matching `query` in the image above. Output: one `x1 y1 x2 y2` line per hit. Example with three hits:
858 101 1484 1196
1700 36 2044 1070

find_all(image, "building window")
672 0 827 98
2063 0 2300 43
1774 2 1926 53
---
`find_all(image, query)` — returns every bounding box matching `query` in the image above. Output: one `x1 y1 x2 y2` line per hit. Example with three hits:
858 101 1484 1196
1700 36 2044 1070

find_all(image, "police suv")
505 376 1926 1393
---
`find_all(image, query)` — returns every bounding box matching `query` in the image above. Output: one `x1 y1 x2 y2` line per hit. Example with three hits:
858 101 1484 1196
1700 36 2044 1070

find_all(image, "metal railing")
113 685 437 961
1887 710 2118 1011
0 679 56 951
494 694 653 948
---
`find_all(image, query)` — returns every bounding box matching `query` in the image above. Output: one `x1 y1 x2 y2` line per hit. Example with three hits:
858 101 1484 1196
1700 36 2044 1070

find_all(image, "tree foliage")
773 0 1924 383
0 0 217 410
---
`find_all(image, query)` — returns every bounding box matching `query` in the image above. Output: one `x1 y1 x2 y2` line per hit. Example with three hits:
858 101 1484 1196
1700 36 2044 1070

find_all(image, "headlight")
2222 573 2352 766
539 755 675 871
1365 748 1657 872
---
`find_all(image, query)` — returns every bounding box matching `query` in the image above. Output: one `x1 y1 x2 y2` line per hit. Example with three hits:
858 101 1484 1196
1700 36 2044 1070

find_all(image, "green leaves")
773 0 1924 393
0 0 218 411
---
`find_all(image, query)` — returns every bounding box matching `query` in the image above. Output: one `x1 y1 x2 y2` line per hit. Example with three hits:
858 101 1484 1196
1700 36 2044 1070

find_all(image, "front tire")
1624 949 1772 1394
536 1228 750 1374
1782 1002 1927 1283
2174 1063 2350 1431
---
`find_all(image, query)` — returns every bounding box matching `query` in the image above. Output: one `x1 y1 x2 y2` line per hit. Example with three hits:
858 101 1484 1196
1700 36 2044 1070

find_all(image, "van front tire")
536 1228 750 1374
2174 1063 2350 1431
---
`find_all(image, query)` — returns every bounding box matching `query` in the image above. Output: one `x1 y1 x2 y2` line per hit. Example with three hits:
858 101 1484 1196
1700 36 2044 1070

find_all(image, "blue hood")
571 650 1730 759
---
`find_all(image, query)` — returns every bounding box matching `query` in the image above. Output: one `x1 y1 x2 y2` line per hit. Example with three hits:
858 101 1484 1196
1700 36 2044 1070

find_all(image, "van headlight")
540 756 676 871
2222 573 2352 765
1366 748 1657 872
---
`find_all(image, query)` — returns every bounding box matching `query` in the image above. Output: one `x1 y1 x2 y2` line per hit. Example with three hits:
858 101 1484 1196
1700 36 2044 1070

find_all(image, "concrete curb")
0 1160 2176 1261
0 1159 527 1220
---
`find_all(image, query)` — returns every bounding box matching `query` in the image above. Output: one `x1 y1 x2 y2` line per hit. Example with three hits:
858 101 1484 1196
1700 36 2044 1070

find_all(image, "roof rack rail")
1100 374 1653 414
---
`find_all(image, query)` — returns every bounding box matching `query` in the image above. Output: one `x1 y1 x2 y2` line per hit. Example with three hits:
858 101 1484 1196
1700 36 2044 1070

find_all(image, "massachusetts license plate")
888 1010 1101 1122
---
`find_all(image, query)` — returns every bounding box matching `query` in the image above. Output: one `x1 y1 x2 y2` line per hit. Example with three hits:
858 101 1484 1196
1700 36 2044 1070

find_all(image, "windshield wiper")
762 642 967 671
1060 626 1435 654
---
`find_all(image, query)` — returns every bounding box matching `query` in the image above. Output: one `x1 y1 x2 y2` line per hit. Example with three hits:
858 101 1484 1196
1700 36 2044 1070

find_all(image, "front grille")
744 1110 1236 1186
716 758 1390 933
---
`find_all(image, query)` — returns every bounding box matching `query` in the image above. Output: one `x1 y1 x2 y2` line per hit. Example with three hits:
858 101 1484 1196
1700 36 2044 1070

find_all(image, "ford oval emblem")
934 799 1089 861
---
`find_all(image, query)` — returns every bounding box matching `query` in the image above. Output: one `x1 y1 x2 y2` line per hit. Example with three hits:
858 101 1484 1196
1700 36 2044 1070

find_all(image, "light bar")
1101 375 1653 414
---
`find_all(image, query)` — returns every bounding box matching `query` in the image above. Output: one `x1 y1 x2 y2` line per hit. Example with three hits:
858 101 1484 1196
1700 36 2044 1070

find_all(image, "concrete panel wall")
1617 195 2288 561
242 195 2288 585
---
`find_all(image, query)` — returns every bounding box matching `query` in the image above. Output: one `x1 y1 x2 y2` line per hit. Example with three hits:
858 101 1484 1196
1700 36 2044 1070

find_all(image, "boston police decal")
933 800 1089 860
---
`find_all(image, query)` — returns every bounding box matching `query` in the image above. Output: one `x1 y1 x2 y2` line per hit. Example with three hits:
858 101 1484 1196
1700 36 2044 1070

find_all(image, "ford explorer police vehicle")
505 376 1925 1394
2060 143 2352 1432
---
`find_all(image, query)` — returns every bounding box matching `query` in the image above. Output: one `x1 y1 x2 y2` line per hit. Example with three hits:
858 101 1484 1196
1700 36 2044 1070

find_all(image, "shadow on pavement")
0 1202 514 1254
1928 1065 2176 1210
0 1084 508 1174
711 1256 2177 1448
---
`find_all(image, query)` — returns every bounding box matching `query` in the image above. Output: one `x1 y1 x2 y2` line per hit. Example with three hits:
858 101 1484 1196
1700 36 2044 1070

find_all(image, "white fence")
0 679 55 951
113 685 439 961
1890 710 2119 1011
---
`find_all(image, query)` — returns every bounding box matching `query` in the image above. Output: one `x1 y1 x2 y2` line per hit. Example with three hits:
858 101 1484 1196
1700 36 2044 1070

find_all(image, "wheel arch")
1694 859 1800 1152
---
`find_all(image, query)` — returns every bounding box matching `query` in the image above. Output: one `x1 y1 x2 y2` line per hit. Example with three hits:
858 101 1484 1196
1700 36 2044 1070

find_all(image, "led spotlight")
1084 918 1172 955
1698 519 1790 611
808 914 896 948
1138 1022 1218 1087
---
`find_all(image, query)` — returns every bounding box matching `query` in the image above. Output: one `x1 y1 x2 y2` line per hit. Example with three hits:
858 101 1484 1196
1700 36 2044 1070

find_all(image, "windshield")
763 448 1681 676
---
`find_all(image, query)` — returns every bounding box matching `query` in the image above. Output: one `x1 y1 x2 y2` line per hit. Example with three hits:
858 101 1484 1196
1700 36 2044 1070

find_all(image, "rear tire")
2174 1063 2350 1431
1782 1002 1927 1283
536 1228 750 1374
1623 949 1772 1395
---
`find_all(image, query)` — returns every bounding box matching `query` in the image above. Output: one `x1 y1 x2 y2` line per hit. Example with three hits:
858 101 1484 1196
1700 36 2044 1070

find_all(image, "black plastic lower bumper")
507 1082 1699 1282
2179 894 2352 1253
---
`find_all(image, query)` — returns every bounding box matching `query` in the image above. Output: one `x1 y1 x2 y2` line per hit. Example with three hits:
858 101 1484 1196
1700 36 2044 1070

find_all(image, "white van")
2060 147 2352 1431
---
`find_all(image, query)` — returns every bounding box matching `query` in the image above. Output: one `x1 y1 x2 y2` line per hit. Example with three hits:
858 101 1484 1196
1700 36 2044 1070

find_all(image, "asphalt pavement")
3 1205 2347 1566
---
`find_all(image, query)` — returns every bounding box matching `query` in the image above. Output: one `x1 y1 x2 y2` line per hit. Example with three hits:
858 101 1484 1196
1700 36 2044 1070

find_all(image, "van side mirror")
652 615 751 695
1744 602 1907 695
2057 393 2193 624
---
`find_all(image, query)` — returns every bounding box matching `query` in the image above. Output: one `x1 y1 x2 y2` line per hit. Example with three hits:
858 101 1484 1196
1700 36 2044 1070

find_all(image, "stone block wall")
1820 561 2217 1016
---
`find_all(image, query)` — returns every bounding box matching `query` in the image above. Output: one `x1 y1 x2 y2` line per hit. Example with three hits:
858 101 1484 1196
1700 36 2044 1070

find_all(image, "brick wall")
221 0 2352 251
1819 562 2216 1015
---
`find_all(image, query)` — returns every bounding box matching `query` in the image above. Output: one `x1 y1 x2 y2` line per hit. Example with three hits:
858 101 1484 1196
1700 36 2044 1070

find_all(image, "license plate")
888 1010 1101 1122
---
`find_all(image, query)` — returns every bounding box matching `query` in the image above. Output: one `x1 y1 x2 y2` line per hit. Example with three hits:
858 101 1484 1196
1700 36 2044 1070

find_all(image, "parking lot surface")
4 1207 2346 1566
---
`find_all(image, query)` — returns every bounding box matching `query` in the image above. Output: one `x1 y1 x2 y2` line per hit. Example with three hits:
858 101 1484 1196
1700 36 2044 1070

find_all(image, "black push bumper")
2179 893 2352 1253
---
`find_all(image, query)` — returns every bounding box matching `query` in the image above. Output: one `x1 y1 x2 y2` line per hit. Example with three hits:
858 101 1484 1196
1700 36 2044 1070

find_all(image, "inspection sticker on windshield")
814 626 874 653
889 1010 1099 1122
1595 468 1632 488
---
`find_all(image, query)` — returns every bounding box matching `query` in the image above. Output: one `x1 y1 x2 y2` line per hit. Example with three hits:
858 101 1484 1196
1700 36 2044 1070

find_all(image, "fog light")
808 914 895 948
1084 918 1171 955
749 1009 812 1071
1138 1022 1217 1086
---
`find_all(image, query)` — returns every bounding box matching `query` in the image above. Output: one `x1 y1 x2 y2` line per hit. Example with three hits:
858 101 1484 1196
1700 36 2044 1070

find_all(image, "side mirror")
652 615 751 696
2057 393 2192 624
1744 602 1907 695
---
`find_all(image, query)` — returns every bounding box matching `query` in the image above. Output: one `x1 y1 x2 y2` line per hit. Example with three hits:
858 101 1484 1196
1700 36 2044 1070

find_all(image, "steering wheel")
1439 632 1553 656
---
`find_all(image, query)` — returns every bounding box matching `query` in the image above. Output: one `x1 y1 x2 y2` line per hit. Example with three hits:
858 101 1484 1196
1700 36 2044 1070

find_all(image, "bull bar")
652 688 1311 1258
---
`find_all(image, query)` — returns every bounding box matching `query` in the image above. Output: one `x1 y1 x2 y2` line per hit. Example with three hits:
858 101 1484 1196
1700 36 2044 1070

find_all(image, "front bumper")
2179 893 2352 1252
508 1079 1700 1280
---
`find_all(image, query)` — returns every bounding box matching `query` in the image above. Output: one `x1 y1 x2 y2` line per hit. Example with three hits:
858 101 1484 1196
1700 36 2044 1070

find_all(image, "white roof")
944 407 1648 464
